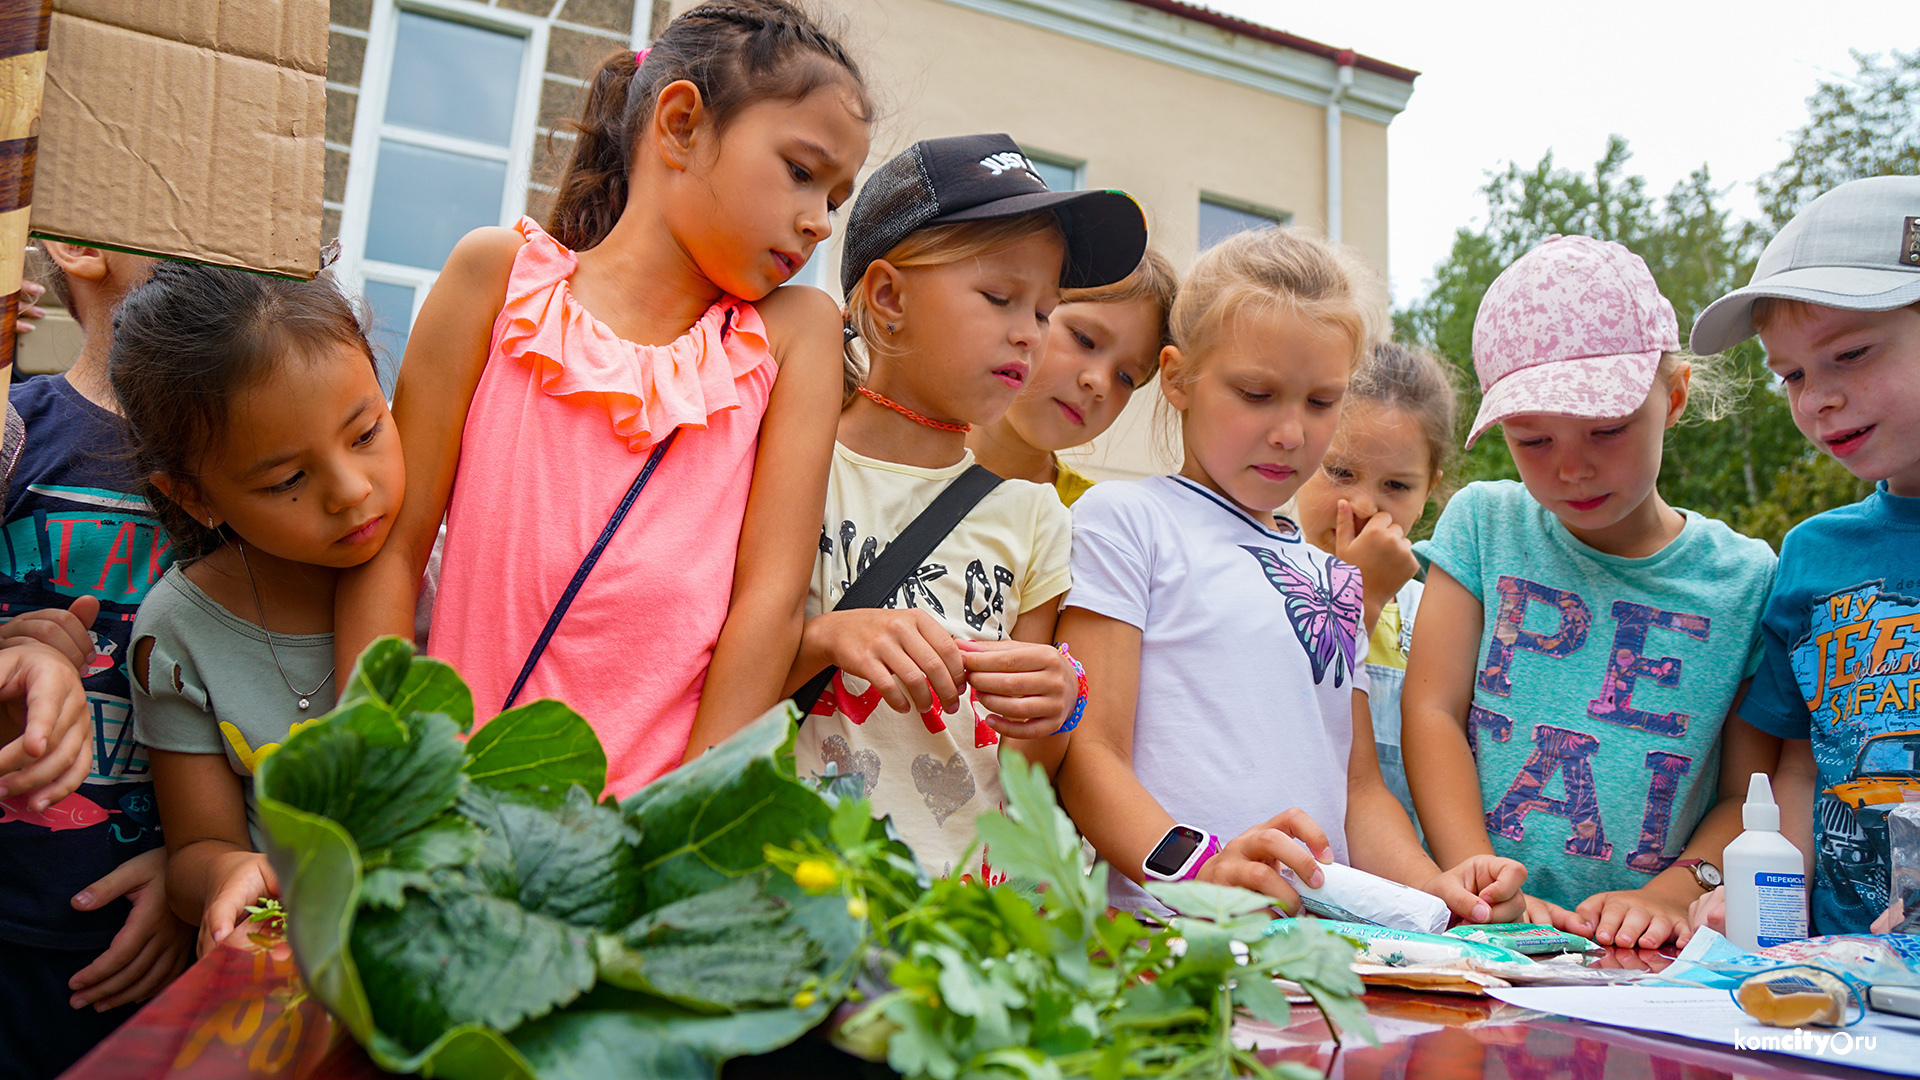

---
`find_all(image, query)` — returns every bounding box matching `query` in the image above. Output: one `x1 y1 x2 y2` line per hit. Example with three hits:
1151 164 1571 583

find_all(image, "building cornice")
929 0 1416 124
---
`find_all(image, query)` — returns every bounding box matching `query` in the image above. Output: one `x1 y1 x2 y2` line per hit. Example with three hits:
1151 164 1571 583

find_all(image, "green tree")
1758 47 1920 227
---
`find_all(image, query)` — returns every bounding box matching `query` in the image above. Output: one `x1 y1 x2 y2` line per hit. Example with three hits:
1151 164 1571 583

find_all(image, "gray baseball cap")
1691 175 1920 354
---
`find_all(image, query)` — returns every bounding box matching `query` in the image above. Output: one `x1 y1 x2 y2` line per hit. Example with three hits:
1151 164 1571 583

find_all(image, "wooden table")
59 935 1900 1079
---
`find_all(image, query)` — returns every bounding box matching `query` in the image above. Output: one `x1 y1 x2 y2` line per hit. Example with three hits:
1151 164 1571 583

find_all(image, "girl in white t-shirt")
782 135 1148 880
1055 229 1526 919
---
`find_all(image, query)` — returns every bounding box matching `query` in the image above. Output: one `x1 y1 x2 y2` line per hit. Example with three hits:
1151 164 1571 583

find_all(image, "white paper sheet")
1488 985 1920 1075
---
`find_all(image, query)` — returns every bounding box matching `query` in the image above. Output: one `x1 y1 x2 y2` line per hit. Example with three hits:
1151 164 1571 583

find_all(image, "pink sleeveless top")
430 218 776 797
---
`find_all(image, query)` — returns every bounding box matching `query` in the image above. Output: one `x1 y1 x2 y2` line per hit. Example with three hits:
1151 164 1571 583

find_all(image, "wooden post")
0 0 49 384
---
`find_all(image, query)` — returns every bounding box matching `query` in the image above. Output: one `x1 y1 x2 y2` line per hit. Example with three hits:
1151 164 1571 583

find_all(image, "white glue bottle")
1723 772 1808 951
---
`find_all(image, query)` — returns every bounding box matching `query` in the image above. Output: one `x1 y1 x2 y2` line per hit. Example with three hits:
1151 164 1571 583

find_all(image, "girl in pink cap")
1402 235 1778 949
334 1 873 798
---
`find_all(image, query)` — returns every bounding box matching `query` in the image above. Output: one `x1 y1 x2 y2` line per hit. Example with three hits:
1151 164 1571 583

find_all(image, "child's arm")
783 608 967 714
1573 699 1780 948
0 595 100 672
684 287 849 757
1053 606 1331 908
1400 567 1497 868
333 227 523 674
67 848 193 1011
1345 687 1526 924
985 595 1076 775
0 641 92 809
149 748 277 956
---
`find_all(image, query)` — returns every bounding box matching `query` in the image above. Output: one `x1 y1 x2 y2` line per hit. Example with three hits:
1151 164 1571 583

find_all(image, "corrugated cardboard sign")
31 0 326 279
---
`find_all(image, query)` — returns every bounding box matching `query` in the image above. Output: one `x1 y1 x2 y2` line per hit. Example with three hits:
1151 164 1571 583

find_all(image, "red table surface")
58 935 1901 1080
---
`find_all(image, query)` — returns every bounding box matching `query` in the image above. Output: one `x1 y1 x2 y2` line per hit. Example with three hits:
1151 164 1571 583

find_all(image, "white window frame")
1022 147 1085 191
337 0 551 328
1198 192 1291 250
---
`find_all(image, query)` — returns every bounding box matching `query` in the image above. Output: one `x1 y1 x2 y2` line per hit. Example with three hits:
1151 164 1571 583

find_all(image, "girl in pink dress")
336 0 873 797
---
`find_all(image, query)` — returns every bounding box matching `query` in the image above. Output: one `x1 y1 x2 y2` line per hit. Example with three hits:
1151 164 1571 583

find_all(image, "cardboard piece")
32 0 326 278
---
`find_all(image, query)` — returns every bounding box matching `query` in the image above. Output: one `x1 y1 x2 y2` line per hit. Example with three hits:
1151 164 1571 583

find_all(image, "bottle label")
1754 871 1809 947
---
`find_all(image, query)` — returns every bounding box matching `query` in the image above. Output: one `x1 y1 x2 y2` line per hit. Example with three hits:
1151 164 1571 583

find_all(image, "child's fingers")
1198 851 1302 914
72 848 158 912
1260 808 1334 866
1234 823 1326 889
1334 501 1356 556
967 671 1064 704
67 595 101 631
982 713 1064 739
956 639 1055 671
898 632 962 710
1591 900 1634 947
0 614 92 670
0 715 88 809
72 933 161 1008
93 931 189 1011
1427 873 1493 924
838 650 920 714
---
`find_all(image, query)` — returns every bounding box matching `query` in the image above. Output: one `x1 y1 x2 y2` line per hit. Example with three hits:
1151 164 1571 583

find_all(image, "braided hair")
547 0 870 253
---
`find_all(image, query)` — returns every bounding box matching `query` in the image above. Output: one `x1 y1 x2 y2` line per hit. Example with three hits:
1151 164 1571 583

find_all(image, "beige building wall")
668 0 1408 480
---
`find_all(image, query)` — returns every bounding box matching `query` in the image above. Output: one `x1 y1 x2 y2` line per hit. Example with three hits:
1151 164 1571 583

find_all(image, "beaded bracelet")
1057 643 1088 734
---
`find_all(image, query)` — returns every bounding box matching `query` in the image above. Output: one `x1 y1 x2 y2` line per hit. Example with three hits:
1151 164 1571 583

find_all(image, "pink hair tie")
635 47 651 67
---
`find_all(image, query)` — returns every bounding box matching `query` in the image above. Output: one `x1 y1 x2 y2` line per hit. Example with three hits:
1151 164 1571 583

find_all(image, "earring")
886 322 897 333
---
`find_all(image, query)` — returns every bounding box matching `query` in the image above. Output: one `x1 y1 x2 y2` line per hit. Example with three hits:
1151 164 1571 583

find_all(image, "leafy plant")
255 638 862 1079
769 755 1372 1079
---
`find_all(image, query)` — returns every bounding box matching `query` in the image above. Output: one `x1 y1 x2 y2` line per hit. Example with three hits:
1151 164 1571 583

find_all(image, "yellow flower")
792 989 818 1009
846 895 868 920
793 860 839 891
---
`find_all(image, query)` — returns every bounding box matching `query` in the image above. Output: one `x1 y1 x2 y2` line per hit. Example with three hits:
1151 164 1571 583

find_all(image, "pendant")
298 697 310 710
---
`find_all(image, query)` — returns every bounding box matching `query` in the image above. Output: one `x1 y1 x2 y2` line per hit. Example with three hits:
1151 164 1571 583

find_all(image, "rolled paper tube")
0 0 50 382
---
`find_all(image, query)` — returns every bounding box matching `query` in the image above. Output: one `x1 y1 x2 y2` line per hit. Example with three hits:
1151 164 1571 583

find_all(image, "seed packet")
1445 922 1601 955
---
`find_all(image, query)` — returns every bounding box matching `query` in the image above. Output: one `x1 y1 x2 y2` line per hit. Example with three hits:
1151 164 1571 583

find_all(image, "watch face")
1145 825 1206 877
1700 862 1723 888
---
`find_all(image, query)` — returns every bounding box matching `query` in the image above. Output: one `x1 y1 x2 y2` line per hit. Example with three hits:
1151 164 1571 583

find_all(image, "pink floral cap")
1465 235 1679 448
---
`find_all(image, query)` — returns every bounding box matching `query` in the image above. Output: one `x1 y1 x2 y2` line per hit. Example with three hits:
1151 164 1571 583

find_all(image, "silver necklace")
233 539 335 710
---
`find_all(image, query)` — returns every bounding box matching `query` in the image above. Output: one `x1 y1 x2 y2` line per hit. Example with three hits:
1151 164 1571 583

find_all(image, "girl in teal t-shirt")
1402 236 1778 951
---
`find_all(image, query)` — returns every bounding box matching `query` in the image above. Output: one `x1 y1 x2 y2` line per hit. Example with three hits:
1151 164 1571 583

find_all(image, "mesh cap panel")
839 145 939 296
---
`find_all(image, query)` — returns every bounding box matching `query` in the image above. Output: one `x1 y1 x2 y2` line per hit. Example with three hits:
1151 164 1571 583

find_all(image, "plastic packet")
1446 922 1601 955
1281 861 1450 934
1735 964 1864 1027
1268 916 1532 966
1659 928 1920 993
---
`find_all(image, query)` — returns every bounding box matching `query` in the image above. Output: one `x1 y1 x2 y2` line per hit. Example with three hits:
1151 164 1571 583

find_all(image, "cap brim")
1466 350 1661 449
1690 265 1920 354
929 189 1148 289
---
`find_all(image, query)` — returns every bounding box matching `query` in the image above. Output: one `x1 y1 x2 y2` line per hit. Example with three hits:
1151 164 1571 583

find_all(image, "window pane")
362 279 415 395
1199 199 1281 250
385 12 526 146
365 140 507 270
1030 158 1079 192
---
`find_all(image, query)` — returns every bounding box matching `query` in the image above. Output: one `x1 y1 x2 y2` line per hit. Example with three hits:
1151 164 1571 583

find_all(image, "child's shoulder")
1069 474 1182 524
1779 490 1905 557
1676 509 1777 571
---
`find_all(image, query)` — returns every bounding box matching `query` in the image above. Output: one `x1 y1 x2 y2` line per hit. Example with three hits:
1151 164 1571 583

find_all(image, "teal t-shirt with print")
1416 481 1776 907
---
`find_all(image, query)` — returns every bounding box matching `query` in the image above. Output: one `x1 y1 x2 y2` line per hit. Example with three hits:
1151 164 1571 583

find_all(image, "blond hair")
842 211 1064 403
1155 228 1386 461
1061 246 1179 349
1658 349 1741 424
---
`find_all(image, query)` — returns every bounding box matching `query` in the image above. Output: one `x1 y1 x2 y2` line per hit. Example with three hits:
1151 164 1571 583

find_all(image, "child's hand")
957 639 1075 737
1569 882 1695 949
68 848 193 1011
1194 809 1334 912
0 642 92 809
1683 885 1725 945
1334 501 1419 604
804 609 965 715
199 851 279 956
0 596 101 673
1521 891 1578 931
1423 854 1528 924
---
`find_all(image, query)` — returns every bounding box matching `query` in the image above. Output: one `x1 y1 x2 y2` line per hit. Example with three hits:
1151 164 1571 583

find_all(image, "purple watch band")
1181 833 1222 881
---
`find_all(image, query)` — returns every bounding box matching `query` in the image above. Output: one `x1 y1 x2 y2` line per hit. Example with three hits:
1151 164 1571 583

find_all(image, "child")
1401 236 1779 950
1055 227 1525 921
0 243 191 1080
786 133 1146 880
114 264 405 956
335 0 872 796
1293 341 1456 833
1685 175 1920 936
966 249 1178 505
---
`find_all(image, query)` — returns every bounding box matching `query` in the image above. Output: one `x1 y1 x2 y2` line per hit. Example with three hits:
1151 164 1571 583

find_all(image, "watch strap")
1180 832 1222 881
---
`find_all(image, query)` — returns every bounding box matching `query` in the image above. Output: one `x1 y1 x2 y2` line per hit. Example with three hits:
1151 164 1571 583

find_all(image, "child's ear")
651 79 705 170
151 473 213 529
42 241 107 283
1664 361 1692 428
1159 345 1191 411
864 260 907 328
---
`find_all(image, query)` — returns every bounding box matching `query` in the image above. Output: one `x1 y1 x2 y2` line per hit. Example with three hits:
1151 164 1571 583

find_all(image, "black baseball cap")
839 133 1149 297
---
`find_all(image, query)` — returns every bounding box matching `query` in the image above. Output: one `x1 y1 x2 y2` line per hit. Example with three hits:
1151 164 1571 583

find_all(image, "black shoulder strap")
792 464 1003 714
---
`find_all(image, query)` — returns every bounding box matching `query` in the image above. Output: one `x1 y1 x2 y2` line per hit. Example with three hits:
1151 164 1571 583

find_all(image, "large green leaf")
465 701 606 801
393 656 476 733
509 984 833 1080
351 890 599 1054
360 816 486 910
260 702 467 851
461 784 641 930
340 636 415 708
595 874 820 1013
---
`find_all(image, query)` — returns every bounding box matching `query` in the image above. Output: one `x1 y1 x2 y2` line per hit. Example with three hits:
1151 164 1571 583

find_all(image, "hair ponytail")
546 0 871 253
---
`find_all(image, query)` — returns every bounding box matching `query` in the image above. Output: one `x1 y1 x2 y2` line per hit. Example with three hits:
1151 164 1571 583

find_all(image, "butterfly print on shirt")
1241 546 1363 687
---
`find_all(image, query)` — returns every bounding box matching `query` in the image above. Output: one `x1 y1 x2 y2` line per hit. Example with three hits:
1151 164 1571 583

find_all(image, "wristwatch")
1673 858 1722 890
1143 825 1222 882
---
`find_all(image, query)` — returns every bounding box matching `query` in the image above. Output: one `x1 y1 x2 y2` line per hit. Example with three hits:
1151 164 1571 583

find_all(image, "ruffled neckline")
491 217 771 452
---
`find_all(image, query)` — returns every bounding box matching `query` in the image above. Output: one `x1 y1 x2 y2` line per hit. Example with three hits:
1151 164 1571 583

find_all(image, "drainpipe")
1326 49 1354 244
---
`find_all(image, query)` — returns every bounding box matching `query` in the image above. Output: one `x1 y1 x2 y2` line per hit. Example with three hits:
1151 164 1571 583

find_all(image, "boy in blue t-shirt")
1688 175 1920 936
0 243 189 1080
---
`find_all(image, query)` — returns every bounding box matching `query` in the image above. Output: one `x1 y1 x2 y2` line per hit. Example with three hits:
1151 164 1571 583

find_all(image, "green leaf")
339 636 415 708
462 784 642 931
256 795 376 1039
594 874 819 1012
829 793 874 854
465 700 607 801
393 656 476 733
509 984 834 1080
257 703 466 851
1231 973 1297 1029
1143 880 1276 922
351 889 598 1054
359 816 484 909
973 755 1104 924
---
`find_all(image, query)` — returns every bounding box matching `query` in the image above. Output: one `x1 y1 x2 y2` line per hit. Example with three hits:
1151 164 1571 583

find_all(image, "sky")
1204 0 1908 308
